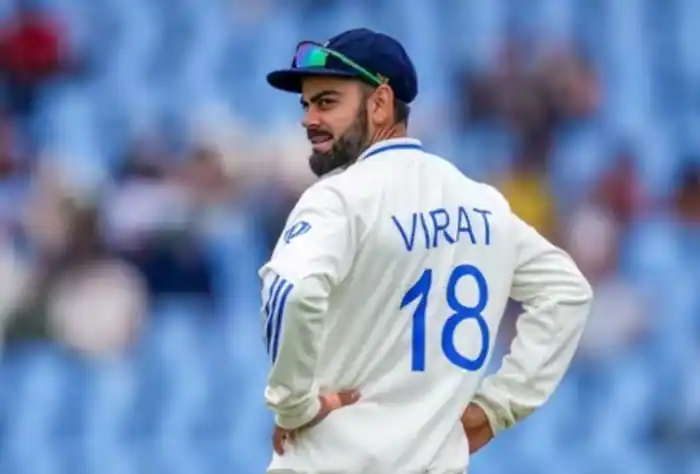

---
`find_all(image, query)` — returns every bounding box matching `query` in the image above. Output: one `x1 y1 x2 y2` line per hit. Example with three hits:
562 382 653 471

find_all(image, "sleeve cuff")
274 396 322 431
471 393 512 435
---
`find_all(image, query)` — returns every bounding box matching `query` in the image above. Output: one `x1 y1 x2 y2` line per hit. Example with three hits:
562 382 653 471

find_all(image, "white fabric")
259 138 593 474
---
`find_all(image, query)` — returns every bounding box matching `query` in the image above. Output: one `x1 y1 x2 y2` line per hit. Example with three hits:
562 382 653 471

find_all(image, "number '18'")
400 264 490 372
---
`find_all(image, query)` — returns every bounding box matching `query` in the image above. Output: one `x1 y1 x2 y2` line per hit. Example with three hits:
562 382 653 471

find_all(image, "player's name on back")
391 205 492 252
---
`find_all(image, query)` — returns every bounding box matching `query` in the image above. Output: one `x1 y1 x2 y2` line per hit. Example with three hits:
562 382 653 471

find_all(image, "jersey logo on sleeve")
283 220 311 244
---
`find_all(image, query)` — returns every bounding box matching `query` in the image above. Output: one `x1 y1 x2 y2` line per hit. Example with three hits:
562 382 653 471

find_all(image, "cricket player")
258 28 593 474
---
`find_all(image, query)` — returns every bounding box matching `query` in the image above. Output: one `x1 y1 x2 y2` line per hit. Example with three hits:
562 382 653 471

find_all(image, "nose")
302 107 322 129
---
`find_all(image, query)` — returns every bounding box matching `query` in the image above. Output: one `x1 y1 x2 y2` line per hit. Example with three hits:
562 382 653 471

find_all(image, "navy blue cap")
267 28 418 104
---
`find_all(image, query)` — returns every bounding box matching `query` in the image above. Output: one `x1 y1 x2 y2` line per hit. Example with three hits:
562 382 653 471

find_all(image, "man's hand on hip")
462 402 494 454
273 390 360 455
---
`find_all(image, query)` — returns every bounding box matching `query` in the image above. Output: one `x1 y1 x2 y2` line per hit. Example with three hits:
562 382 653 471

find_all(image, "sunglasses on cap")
293 41 388 87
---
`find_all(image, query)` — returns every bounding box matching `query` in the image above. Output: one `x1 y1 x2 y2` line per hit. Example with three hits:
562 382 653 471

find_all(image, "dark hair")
361 83 410 126
394 99 410 126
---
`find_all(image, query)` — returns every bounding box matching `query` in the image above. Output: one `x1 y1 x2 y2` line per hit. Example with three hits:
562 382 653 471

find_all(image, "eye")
316 98 335 110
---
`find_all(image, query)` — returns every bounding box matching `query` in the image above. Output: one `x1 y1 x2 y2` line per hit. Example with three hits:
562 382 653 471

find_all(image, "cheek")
325 111 359 137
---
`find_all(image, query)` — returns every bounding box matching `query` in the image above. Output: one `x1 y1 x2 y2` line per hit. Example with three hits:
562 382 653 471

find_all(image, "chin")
308 153 335 177
311 144 334 155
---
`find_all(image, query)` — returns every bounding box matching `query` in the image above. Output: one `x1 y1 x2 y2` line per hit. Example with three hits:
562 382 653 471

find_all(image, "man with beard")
258 28 593 474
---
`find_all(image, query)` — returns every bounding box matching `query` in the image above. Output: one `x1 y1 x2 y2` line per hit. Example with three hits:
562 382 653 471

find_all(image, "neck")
370 124 407 145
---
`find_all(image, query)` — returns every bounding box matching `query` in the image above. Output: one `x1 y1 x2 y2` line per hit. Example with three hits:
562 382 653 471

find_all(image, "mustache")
307 128 333 141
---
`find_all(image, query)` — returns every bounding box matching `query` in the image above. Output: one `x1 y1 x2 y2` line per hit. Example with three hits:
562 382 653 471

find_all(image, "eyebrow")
300 90 340 106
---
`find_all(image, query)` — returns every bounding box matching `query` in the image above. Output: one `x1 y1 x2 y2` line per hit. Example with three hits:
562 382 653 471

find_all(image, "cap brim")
267 67 359 93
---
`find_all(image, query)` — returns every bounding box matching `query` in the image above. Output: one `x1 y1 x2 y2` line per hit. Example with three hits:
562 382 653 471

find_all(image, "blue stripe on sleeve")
265 278 287 353
271 281 294 364
264 274 282 323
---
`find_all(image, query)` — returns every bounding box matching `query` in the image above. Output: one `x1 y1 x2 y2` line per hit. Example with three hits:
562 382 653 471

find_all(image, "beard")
307 104 370 177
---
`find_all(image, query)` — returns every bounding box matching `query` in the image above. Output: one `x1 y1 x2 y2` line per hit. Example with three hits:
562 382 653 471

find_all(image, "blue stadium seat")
621 218 684 288
2 0 699 471
0 441 62 474
442 0 506 70
468 443 512 474
530 0 576 41
453 124 516 180
0 0 15 20
83 357 138 444
2 344 69 458
549 122 611 207
631 124 681 198
81 443 141 474
37 85 108 187
601 0 653 136
675 0 700 88
203 215 265 317
48 0 91 57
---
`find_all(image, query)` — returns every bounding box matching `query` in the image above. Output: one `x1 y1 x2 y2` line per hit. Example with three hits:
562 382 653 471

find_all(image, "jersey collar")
358 137 423 161
318 138 423 180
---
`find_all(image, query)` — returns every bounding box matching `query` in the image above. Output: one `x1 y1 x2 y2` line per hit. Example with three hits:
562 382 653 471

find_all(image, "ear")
369 84 394 124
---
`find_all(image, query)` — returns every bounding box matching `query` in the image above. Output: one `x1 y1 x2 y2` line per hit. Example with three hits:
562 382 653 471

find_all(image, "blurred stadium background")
0 0 698 472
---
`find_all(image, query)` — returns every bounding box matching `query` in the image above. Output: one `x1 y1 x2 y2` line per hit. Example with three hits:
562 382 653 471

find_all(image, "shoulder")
281 177 355 245
475 181 512 211
293 176 350 213
427 151 513 211
295 166 374 213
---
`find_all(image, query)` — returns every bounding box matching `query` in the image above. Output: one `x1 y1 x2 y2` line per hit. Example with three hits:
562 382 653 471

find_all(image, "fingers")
272 427 288 455
466 425 493 454
462 403 487 429
462 403 494 455
273 390 361 457
322 390 360 411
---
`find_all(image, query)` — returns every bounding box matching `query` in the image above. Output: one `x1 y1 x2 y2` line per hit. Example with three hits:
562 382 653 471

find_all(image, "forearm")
474 282 592 434
264 274 328 430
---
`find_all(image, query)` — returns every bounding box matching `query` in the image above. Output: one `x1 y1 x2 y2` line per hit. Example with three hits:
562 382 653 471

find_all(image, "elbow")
265 384 293 410
555 265 594 311
578 273 594 306
564 255 594 307
569 271 593 323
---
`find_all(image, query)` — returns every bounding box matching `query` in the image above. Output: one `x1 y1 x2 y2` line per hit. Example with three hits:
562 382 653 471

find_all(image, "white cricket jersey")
258 137 592 474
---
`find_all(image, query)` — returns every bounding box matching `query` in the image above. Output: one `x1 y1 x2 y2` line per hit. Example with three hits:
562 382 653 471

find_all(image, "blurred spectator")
0 228 30 347
0 111 30 233
499 77 553 144
104 140 190 251
498 145 557 239
176 144 240 217
2 176 147 357
254 129 315 254
0 0 73 118
457 42 526 128
459 43 603 240
257 184 299 255
674 163 700 224
0 109 19 174
593 149 645 225
47 206 147 358
104 143 215 301
565 204 648 361
458 43 598 131
458 73 498 123
536 46 600 122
